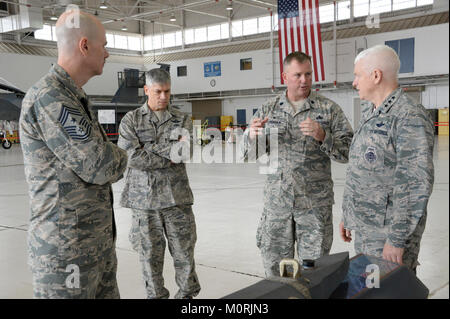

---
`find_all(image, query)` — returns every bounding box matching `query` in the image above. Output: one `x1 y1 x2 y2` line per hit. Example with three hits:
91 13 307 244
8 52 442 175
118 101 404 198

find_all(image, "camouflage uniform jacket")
19 64 128 270
342 88 435 248
242 91 353 210
118 103 194 210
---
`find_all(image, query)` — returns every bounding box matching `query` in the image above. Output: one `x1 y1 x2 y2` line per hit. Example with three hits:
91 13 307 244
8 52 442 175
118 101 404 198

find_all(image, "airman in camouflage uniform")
19 11 128 298
241 52 353 277
118 68 200 299
340 45 434 273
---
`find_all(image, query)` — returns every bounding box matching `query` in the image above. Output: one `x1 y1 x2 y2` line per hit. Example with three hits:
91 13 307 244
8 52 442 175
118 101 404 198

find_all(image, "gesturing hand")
299 117 325 142
249 117 269 140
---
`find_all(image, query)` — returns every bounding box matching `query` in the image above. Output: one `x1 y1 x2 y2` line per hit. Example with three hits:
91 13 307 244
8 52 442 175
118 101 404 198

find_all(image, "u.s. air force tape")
58 105 92 141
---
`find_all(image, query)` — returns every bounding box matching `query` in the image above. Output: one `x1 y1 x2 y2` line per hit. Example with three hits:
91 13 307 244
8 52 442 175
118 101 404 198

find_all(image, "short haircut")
354 44 401 79
283 51 312 69
55 10 101 55
145 68 171 86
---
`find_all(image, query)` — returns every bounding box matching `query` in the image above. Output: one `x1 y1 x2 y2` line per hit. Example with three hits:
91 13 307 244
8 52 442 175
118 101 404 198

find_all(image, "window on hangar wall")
240 58 253 71
177 66 187 77
385 38 415 73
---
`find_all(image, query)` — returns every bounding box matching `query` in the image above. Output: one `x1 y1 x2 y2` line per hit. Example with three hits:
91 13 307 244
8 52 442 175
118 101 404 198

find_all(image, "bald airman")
19 10 127 298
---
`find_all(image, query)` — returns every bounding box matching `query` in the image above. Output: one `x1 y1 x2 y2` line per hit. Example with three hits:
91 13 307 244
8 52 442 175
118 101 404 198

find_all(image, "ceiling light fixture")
99 1 108 9
169 14 176 22
226 4 233 11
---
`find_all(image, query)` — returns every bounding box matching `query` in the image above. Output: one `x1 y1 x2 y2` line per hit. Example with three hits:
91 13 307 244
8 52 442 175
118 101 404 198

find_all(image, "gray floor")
0 137 448 299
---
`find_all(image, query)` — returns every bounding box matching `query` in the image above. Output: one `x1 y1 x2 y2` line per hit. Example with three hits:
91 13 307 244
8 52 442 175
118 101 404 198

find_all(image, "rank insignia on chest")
376 122 385 127
58 105 92 141
364 147 377 163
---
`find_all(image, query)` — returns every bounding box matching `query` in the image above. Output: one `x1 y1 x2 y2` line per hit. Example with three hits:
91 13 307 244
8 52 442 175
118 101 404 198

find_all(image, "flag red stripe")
314 0 325 81
289 18 296 52
308 0 319 82
302 0 309 55
278 23 285 84
283 18 289 67
296 16 302 52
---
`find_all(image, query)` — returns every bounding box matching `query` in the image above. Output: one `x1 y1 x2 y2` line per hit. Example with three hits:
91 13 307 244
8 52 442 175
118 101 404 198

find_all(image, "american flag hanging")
277 0 325 83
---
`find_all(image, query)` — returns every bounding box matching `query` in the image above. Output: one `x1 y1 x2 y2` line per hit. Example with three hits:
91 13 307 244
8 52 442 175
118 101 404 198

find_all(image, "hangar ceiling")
0 0 446 35
0 9 447 65
0 0 448 98
1 0 279 33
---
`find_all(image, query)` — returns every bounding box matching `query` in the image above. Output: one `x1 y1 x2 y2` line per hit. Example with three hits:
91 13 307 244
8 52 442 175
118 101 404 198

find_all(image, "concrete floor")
0 136 448 299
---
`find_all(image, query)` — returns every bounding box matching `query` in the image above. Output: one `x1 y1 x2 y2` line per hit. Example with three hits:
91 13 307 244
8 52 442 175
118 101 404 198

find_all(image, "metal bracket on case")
279 258 312 299
279 258 301 279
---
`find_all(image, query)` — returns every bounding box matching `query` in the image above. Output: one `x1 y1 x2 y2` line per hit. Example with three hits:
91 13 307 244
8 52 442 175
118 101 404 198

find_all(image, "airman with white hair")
19 9 127 298
340 45 435 273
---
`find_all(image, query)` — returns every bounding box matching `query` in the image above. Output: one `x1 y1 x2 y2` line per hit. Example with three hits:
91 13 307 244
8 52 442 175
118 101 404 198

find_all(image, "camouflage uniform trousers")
130 204 201 299
256 205 333 277
31 247 119 299
354 217 426 273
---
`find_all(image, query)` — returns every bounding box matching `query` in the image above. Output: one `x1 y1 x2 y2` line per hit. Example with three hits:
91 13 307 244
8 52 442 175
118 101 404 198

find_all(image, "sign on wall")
204 61 221 77
98 109 116 124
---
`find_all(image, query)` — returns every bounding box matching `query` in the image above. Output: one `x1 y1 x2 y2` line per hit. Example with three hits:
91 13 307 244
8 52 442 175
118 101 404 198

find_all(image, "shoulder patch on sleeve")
58 105 92 141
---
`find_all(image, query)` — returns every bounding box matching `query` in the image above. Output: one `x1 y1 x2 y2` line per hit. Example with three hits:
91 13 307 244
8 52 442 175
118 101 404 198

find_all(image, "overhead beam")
128 0 141 16
102 0 216 24
183 8 228 20
246 0 277 8
142 19 182 29
233 0 275 11
138 0 170 8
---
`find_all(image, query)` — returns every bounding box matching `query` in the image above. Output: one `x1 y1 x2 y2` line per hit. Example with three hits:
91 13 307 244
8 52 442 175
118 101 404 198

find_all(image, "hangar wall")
0 22 448 127
154 23 449 94
1 23 447 96
160 23 448 126
0 52 144 96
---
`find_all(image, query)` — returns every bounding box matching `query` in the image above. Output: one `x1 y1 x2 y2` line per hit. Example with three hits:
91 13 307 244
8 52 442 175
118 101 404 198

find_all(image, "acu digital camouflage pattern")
342 88 435 270
118 103 193 210
241 91 353 276
130 206 200 299
118 103 200 299
32 248 119 298
19 64 128 298
256 205 333 276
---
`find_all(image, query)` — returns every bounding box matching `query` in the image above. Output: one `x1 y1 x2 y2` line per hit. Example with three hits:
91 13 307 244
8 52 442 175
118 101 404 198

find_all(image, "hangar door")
237 109 246 125
191 100 222 123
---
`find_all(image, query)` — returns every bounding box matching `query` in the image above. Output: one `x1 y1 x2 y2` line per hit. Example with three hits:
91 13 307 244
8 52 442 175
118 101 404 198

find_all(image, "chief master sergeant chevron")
340 45 435 273
19 10 127 298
